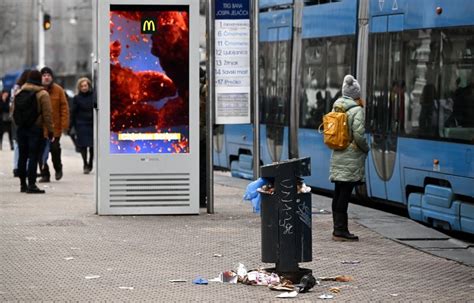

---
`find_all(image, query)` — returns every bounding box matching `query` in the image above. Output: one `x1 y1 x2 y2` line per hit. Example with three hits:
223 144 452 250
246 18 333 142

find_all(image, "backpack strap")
345 104 360 145
317 122 324 134
345 104 359 112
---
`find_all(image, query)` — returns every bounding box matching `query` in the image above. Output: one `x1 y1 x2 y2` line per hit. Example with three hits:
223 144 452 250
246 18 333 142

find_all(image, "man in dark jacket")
15 70 54 193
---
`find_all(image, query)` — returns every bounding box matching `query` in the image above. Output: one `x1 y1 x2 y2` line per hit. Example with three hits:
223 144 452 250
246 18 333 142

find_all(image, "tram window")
259 39 291 126
300 36 354 129
402 29 441 139
367 33 390 135
439 28 474 142
300 39 326 129
402 28 474 143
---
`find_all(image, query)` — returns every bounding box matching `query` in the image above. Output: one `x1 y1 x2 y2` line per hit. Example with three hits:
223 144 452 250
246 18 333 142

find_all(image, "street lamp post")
38 0 45 68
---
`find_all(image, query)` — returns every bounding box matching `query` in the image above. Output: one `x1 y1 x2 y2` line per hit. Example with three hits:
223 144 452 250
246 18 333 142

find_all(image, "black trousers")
50 137 63 172
332 181 356 214
332 181 357 233
80 146 94 168
17 126 43 186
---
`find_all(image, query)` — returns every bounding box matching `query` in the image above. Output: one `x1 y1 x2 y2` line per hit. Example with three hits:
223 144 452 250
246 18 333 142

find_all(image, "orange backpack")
318 104 358 150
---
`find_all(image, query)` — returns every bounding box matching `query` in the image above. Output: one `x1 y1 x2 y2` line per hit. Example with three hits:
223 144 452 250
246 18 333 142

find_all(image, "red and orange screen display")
109 5 189 154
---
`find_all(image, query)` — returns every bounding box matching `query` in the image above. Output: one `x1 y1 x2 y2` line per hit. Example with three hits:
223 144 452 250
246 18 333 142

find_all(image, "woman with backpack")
329 75 369 241
13 70 54 194
10 69 31 177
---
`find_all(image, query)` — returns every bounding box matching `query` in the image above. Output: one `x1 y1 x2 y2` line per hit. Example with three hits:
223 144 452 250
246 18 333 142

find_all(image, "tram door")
366 15 404 203
259 10 293 163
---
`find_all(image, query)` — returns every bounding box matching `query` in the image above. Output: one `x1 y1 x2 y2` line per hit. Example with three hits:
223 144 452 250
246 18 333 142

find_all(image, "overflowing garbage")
243 177 311 214
200 263 355 299
210 264 309 292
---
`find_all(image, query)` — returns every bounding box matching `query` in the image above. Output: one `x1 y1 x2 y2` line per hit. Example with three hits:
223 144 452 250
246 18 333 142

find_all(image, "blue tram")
213 0 474 234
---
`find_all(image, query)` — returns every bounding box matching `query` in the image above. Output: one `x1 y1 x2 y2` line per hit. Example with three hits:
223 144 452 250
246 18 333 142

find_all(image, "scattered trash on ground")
213 264 292 289
268 283 294 291
192 277 208 285
236 263 247 279
200 263 355 298
335 275 353 282
212 271 238 283
319 275 353 282
169 279 187 283
85 275 100 280
312 209 331 215
341 260 361 265
243 270 281 286
118 286 134 290
64 257 74 261
319 294 334 299
276 291 298 298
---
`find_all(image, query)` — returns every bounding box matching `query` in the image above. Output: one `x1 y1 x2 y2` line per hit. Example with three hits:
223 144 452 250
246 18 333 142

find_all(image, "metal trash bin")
260 157 314 285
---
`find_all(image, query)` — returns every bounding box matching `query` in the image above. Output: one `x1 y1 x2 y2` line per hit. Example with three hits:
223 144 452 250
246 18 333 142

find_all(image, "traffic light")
43 13 51 30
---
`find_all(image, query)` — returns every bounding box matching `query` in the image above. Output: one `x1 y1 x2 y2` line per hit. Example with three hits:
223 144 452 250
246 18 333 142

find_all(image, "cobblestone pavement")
1 140 473 301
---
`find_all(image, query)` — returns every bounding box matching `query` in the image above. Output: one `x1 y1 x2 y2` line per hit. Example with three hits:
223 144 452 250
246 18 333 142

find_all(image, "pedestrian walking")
10 69 31 177
1 89 13 150
329 75 369 241
71 77 94 174
38 67 69 182
13 70 53 193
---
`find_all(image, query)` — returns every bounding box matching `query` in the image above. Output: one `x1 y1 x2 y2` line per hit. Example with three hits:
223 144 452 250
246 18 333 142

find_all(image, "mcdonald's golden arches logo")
141 18 156 34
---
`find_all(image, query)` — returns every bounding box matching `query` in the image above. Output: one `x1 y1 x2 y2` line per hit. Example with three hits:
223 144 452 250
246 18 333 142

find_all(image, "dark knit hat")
40 66 54 78
342 74 361 100
26 70 42 86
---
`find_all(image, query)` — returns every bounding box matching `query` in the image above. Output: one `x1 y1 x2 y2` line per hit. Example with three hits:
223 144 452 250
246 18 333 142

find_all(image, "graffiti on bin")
278 179 294 235
296 201 311 228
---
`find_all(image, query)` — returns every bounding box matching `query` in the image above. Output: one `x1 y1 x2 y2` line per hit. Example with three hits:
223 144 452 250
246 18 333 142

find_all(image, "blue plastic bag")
251 194 261 214
192 276 208 285
243 178 267 214
243 178 267 200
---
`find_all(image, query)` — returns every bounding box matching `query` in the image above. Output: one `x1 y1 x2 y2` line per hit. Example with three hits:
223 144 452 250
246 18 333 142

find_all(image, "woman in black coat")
71 77 94 174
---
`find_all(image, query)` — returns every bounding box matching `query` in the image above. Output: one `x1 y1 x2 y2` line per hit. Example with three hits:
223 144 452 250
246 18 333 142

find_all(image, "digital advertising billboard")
109 5 190 154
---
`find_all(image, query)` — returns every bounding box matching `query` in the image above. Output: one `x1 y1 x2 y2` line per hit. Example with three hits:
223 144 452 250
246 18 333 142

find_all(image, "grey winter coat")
329 97 369 182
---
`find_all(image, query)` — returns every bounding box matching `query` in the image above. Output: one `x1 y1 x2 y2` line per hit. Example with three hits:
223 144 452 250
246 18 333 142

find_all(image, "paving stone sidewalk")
0 140 473 301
